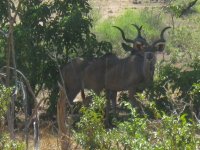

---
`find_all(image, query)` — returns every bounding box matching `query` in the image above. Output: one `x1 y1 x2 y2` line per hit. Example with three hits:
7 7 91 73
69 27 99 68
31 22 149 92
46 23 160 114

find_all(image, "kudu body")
61 25 146 108
82 25 170 108
61 53 119 105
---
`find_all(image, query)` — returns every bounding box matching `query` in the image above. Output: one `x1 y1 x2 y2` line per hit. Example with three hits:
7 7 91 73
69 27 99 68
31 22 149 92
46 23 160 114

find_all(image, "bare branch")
0 29 8 38
20 80 29 150
2 66 37 102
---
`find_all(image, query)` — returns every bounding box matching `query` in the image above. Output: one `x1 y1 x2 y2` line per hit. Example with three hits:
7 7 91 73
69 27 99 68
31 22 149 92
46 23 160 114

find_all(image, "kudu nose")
145 53 154 61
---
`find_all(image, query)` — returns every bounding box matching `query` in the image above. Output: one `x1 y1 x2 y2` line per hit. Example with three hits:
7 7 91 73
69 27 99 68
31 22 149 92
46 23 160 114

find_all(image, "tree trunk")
57 83 73 150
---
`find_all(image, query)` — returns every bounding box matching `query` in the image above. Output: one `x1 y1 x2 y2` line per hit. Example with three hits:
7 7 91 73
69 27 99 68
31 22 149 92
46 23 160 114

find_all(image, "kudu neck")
142 56 156 84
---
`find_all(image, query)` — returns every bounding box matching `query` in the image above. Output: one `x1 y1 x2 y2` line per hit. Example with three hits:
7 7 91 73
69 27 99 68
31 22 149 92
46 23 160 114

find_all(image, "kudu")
61 25 170 126
61 24 145 105
108 25 171 102
82 25 149 112
82 25 170 124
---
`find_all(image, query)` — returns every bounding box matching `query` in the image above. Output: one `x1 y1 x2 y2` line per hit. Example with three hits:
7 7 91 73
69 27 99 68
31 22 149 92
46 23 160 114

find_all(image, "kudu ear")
121 43 133 52
121 43 137 54
154 42 165 52
153 26 171 52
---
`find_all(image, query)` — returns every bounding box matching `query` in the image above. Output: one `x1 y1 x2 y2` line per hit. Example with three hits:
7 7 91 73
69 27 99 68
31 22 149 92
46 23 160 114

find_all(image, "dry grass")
26 122 81 150
14 122 61 150
29 132 60 150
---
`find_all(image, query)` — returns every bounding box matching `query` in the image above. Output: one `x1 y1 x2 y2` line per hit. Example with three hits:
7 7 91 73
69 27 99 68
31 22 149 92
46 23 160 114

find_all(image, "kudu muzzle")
145 52 155 62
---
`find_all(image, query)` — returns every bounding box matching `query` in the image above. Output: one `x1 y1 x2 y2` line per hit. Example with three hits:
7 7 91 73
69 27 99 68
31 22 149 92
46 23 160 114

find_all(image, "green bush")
166 0 199 17
194 1 200 13
0 133 25 150
0 85 12 121
73 92 106 149
0 84 25 150
149 61 200 116
73 93 200 150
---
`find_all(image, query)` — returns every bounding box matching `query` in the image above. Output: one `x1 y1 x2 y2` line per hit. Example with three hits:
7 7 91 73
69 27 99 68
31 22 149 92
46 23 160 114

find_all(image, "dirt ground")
89 0 165 19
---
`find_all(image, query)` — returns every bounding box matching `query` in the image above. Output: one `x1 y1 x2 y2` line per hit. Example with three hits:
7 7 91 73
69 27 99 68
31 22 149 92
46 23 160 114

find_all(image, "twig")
0 29 8 38
0 73 6 77
179 0 198 17
1 66 42 129
33 117 39 150
20 80 29 150
2 66 37 103
193 112 200 124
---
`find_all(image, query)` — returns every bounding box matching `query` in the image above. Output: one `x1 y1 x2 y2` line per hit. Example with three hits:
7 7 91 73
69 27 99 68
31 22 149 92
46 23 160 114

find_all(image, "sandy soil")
89 0 165 19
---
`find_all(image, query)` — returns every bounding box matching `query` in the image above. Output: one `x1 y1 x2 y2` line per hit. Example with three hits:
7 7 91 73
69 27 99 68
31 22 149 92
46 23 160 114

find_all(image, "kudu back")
61 53 119 105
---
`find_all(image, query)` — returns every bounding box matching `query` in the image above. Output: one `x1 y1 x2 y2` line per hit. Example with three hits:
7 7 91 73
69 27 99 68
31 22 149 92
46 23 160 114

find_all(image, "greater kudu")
61 25 170 126
109 25 171 99
82 25 148 112
82 25 170 124
61 25 145 105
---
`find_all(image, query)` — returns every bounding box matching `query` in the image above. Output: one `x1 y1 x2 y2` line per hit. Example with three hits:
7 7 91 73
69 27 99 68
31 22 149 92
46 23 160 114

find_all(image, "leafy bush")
0 0 114 116
73 93 200 150
194 1 200 13
73 92 106 149
190 81 200 118
0 133 25 150
0 84 12 121
0 84 25 150
167 25 200 64
148 61 200 115
166 0 199 17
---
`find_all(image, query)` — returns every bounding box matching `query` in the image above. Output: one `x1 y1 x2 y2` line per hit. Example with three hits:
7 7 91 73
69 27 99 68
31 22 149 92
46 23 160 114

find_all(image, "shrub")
166 0 199 17
73 92 106 149
149 61 200 116
0 84 25 150
73 93 200 150
0 133 25 150
0 85 12 121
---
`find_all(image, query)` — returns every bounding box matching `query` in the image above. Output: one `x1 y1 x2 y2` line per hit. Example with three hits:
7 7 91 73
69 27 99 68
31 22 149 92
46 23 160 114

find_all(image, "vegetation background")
0 0 200 149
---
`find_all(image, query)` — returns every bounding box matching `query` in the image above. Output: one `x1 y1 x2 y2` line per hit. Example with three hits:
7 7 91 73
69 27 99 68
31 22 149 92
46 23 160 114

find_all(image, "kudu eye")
135 42 144 51
152 26 170 52
155 43 165 52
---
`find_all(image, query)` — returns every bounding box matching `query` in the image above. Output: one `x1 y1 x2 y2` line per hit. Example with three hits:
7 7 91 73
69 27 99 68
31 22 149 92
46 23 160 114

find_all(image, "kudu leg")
66 88 80 105
128 89 146 115
104 90 112 127
128 89 141 109
109 91 118 116
104 90 118 127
